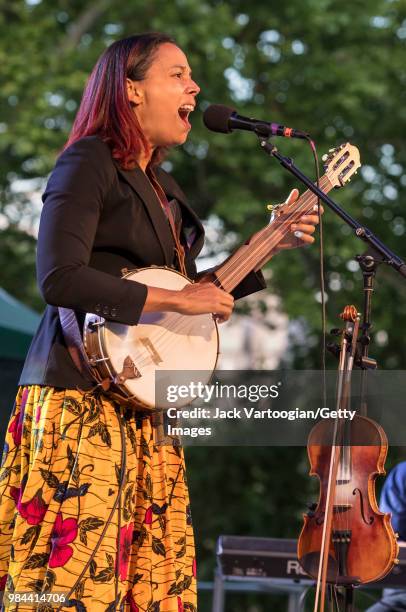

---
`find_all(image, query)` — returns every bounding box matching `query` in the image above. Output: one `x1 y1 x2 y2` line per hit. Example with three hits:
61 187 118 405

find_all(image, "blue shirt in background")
380 461 406 541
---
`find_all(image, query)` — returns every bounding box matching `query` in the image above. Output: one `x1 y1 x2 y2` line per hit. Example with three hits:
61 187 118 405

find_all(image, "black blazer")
19 136 266 390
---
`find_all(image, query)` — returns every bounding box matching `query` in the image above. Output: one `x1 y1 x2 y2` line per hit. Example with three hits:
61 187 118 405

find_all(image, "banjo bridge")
140 337 163 365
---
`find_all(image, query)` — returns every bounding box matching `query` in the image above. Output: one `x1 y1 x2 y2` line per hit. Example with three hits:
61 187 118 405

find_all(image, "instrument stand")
256 136 403 611
325 584 356 612
341 584 354 612
356 249 381 413
327 251 383 612
337 252 382 611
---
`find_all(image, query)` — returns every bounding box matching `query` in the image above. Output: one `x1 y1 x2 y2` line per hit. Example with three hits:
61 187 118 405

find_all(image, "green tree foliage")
2 0 406 366
2 2 406 609
0 226 41 309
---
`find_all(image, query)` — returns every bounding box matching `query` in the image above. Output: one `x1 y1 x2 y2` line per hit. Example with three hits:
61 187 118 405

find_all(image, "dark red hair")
64 32 176 169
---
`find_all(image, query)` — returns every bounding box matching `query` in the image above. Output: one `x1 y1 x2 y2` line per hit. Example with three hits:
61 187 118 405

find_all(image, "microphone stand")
257 136 406 612
257 136 406 280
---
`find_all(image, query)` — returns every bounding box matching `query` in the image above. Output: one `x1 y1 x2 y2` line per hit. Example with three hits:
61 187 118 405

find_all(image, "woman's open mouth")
178 104 194 129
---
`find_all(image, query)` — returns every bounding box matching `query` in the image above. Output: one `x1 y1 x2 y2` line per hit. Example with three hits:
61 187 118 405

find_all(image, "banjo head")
84 267 219 409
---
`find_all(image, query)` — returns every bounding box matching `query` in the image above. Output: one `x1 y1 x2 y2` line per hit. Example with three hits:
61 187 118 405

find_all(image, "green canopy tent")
0 287 40 359
0 288 41 437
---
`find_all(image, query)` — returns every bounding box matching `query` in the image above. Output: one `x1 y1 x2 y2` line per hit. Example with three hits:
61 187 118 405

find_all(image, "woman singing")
0 33 320 611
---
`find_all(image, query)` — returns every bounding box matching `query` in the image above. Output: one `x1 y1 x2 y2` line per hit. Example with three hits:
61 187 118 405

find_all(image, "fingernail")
313 204 319 211
294 231 303 238
291 224 297 230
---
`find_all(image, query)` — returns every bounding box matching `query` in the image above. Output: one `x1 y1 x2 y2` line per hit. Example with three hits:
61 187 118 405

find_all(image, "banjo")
83 144 360 411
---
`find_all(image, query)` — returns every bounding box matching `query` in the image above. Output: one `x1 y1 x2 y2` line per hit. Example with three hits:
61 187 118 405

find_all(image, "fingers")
290 220 316 245
213 313 231 324
312 204 325 214
294 233 315 245
285 188 300 205
291 212 321 244
214 292 234 321
292 223 316 234
195 282 234 317
299 214 320 224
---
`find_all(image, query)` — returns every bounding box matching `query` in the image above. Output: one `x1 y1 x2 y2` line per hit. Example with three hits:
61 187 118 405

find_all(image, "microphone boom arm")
259 137 406 280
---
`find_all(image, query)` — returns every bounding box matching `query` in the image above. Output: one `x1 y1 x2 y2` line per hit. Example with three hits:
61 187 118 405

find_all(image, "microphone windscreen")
203 104 235 133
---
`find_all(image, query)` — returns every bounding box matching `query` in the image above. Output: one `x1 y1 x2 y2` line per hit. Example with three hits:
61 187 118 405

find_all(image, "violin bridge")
333 504 352 514
332 529 352 577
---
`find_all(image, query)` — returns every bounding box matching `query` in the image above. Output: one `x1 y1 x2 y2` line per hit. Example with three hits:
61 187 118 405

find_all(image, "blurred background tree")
1 0 406 609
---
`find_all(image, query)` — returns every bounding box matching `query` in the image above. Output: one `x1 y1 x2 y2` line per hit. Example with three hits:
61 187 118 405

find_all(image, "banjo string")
130 184 324 370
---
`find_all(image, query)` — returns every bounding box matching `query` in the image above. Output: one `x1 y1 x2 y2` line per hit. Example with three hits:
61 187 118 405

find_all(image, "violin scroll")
339 305 359 323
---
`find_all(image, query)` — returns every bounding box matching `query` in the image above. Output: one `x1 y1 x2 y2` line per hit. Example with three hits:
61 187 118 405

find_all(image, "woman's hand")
273 188 323 252
175 282 234 322
143 282 234 323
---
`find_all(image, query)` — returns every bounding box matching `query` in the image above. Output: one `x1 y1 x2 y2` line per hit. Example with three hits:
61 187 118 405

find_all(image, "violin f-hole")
352 488 374 525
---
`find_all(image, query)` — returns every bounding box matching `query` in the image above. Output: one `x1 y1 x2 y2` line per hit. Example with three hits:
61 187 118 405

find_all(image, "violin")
297 305 399 611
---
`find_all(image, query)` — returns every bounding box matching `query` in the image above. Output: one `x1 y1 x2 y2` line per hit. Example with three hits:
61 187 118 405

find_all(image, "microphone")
203 104 309 140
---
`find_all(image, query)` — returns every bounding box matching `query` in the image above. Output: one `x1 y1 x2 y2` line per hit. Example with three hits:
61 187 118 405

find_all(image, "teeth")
179 104 194 111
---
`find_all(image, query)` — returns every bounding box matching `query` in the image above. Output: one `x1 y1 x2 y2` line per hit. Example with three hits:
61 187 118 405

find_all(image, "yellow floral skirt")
0 386 196 611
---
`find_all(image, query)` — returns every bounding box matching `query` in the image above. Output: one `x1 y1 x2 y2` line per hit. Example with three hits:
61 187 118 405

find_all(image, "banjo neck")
214 174 333 293
79 144 360 412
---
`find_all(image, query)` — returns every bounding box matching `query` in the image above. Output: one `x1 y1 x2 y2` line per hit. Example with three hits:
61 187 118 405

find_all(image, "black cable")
298 585 316 610
332 584 342 612
305 136 327 404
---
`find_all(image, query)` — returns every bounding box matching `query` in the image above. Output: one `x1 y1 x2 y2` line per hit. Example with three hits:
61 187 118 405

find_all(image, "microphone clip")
258 136 279 157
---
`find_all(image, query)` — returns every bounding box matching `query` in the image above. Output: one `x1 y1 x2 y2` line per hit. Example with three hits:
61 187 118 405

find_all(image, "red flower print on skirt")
18 488 48 525
49 512 78 568
177 596 183 612
9 486 21 506
8 388 29 447
8 414 22 447
118 523 134 581
35 404 42 423
143 505 153 526
0 574 8 590
125 589 139 611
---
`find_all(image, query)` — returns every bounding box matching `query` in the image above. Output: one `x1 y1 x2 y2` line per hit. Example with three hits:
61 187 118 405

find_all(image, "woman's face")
128 43 200 150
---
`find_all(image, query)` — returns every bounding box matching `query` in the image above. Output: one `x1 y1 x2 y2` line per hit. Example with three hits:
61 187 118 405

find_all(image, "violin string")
332 586 341 612
315 335 348 612
347 316 360 568
339 329 351 587
334 316 359 597
314 440 340 612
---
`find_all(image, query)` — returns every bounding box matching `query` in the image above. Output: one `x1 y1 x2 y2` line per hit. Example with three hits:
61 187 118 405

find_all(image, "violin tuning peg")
395 533 400 539
306 502 318 518
394 558 400 565
267 203 274 211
